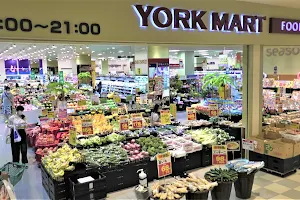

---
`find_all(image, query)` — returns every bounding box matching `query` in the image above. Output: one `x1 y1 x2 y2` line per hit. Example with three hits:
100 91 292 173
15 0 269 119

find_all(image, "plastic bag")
4 125 11 144
13 126 21 143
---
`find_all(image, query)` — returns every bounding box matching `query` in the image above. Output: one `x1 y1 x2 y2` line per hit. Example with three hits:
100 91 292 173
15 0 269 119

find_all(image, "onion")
129 157 134 161
134 150 139 155
130 151 134 155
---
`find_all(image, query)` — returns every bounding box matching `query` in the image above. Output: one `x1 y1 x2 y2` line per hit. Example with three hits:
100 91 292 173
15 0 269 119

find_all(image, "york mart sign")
132 5 266 33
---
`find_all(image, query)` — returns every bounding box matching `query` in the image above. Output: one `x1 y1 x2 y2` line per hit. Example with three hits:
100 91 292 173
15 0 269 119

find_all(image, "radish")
131 139 135 143
129 157 134 161
134 150 139 154
130 151 134 155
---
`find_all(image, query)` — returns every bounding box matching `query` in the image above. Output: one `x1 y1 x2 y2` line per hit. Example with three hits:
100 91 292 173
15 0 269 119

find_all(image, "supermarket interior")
3 0 300 200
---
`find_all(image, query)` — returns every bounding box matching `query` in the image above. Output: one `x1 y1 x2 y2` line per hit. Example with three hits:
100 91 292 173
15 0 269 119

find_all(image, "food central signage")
132 5 266 33
269 18 300 34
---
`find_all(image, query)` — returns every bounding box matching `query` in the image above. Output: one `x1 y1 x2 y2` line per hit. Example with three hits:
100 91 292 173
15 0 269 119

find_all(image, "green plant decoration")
46 82 77 96
78 72 92 84
204 168 238 183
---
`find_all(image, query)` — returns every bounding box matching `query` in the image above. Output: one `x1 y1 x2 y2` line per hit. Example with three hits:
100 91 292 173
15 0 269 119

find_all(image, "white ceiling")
0 42 242 61
236 0 300 8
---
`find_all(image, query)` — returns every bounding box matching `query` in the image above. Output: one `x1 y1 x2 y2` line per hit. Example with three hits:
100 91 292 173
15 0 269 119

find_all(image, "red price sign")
133 119 143 129
157 152 172 178
119 115 129 131
209 104 219 117
212 145 227 165
186 107 196 121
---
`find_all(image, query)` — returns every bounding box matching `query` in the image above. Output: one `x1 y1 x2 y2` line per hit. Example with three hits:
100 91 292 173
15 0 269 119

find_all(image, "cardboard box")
249 136 265 154
264 139 294 159
276 123 286 128
263 128 282 140
282 138 300 156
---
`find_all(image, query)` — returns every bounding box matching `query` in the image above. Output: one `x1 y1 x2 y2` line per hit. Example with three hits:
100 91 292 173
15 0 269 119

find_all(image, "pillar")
102 60 108 75
134 46 148 75
243 45 263 138
178 52 195 76
148 45 169 97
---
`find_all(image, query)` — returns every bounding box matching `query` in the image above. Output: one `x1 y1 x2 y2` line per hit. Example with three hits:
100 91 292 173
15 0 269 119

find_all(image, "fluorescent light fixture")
169 50 180 52
200 53 210 56
195 50 208 52
118 50 124 53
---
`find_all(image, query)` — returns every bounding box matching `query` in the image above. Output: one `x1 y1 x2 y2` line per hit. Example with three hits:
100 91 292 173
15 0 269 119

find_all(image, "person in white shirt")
150 104 161 126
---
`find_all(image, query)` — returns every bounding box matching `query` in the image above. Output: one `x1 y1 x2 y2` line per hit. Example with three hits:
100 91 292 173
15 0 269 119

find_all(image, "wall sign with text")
0 18 100 35
133 5 266 33
269 17 300 34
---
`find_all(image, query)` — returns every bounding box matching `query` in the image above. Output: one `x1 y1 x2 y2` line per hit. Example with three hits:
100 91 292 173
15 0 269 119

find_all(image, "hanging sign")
242 139 254 151
209 104 219 117
212 145 227 165
91 95 99 105
78 100 86 106
69 126 77 146
226 141 240 152
187 107 196 121
156 152 172 178
140 94 148 104
47 111 55 119
59 71 64 84
42 109 48 116
160 110 171 125
170 104 177 120
119 115 129 131
132 113 143 129
82 120 93 135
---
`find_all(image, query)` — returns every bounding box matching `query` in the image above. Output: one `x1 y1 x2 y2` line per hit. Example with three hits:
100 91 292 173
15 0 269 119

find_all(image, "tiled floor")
1 113 300 199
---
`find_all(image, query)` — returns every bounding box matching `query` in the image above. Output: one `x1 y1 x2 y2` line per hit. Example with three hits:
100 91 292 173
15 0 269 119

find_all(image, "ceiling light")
169 50 180 52
70 46 73 49
200 53 210 56
33 45 36 48
132 54 135 56
28 47 31 50
98 53 102 56
13 44 16 47
107 48 110 50
118 50 123 53
88 54 90 56
92 51 95 53
86 46 89 49
80 47 82 50
112 47 115 49
52 45 57 49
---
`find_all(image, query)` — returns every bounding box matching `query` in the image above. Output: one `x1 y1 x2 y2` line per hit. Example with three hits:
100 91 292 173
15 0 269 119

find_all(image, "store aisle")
0 120 49 200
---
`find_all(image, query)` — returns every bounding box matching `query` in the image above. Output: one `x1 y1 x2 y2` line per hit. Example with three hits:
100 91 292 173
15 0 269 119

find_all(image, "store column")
76 54 92 84
178 51 195 76
102 60 108 75
134 46 148 75
243 45 263 138
148 45 170 97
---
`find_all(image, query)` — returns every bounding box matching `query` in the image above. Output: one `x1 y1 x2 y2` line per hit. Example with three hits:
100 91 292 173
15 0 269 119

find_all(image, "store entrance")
0 42 246 199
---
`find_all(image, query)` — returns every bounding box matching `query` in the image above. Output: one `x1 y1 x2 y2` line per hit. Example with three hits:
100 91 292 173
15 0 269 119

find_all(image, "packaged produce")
226 159 264 174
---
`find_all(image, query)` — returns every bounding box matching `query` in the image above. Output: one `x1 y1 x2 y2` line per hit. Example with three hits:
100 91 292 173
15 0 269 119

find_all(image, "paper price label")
242 139 254 151
186 107 196 121
157 152 172 178
119 115 129 131
133 118 143 129
78 100 86 106
160 110 171 125
212 145 227 165
209 104 219 117
47 111 55 119
42 109 48 116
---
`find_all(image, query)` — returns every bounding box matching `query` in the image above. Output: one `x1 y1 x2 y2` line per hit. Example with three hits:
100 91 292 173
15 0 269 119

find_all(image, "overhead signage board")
132 5 266 33
269 18 300 34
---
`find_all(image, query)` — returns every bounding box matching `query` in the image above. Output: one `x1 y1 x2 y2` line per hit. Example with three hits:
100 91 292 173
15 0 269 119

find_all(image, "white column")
134 46 148 75
0 60 5 81
58 60 74 75
42 59 47 75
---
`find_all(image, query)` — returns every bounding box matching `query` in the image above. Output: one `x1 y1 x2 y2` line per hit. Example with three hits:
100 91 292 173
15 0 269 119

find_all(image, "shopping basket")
0 162 28 186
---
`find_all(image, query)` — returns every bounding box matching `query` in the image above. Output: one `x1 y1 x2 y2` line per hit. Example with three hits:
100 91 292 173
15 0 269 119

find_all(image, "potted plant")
78 72 92 84
46 82 77 96
204 168 238 200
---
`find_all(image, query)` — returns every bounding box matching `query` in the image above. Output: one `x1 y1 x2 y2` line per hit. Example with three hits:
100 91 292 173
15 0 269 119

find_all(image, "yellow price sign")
157 152 172 177
212 145 227 165
49 96 56 101
69 126 77 146
170 104 177 120
47 111 55 119
133 119 143 129
160 110 171 125
186 107 196 121
113 95 121 103
135 67 142 75
209 104 219 117
42 109 48 116
78 100 86 106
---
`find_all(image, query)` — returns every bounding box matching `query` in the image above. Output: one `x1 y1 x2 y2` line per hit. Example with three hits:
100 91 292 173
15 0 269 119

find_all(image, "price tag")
212 145 227 165
186 107 196 120
132 118 143 129
47 111 55 119
226 141 240 151
278 103 283 113
160 110 171 125
170 104 177 120
135 67 142 75
156 152 172 178
209 104 219 117
136 96 141 104
111 108 119 115
49 96 56 101
69 126 77 146
140 94 148 104
82 120 93 135
58 109 67 119
119 115 129 131
42 109 48 116
275 94 281 104
242 139 254 151
113 95 121 103
78 100 86 106
289 123 300 130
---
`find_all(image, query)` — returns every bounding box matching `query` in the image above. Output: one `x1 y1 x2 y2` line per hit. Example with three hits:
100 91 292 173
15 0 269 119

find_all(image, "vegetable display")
122 139 149 161
204 168 238 183
77 135 108 147
152 181 188 200
82 144 128 167
137 136 168 156
176 174 218 192
187 128 234 145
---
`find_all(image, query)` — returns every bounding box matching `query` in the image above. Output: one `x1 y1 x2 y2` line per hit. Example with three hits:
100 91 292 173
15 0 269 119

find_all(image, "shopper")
55 93 67 112
150 104 161 126
97 81 102 96
1 86 14 120
7 106 28 164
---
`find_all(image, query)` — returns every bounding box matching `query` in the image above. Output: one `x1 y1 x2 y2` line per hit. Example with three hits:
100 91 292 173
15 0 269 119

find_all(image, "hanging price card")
275 94 281 104
42 109 48 116
82 120 93 135
209 104 219 117
49 96 56 101
78 100 86 106
111 108 119 115
157 152 172 178
160 110 171 125
187 107 196 120
69 126 77 146
58 109 67 119
212 145 227 165
113 95 121 103
119 115 129 131
132 118 143 129
242 139 254 151
47 111 55 119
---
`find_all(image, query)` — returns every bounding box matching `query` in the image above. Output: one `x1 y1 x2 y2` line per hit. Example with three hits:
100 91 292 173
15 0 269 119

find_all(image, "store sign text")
132 5 266 33
265 47 300 57
269 18 300 34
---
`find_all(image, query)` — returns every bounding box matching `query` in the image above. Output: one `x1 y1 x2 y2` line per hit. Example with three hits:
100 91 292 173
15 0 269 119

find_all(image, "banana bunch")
175 174 218 192
151 181 188 200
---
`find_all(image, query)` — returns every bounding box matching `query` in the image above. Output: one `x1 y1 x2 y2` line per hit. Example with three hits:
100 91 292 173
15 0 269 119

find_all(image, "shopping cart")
0 162 28 186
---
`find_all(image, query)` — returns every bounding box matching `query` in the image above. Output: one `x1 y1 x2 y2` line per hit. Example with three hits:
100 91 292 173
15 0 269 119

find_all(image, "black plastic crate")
249 151 268 168
172 157 186 176
48 188 68 200
69 170 106 200
267 155 299 174
72 190 106 200
186 151 202 171
201 147 212 167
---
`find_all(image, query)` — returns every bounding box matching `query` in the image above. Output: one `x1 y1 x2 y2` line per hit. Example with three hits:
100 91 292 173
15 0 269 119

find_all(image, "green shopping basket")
0 162 28 186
